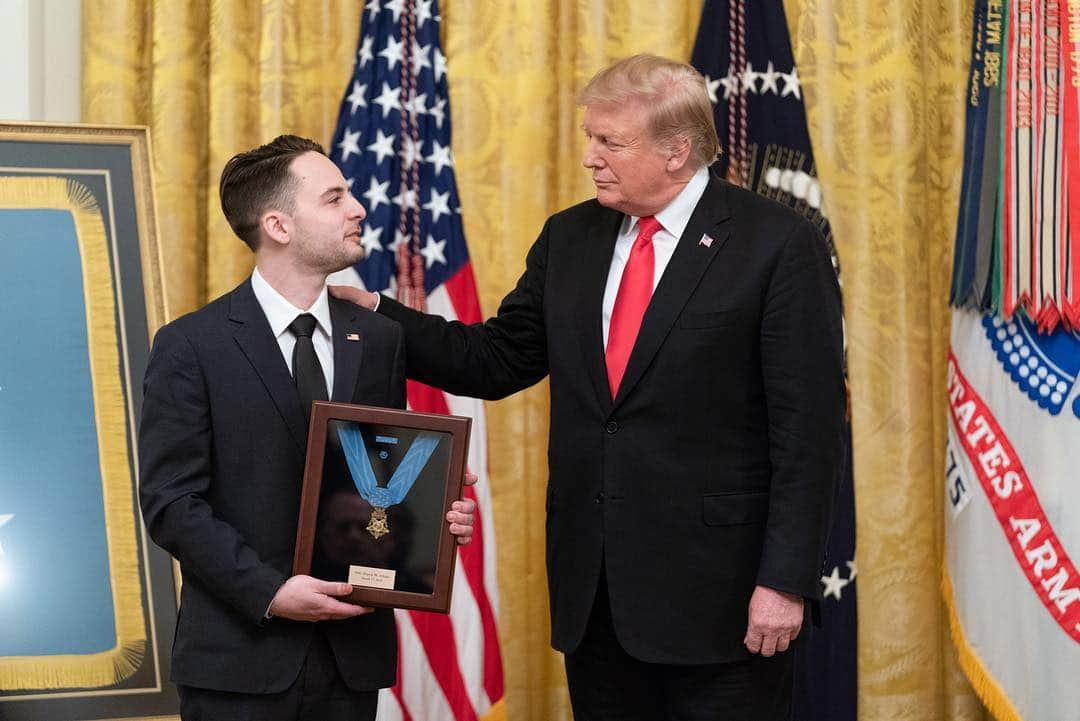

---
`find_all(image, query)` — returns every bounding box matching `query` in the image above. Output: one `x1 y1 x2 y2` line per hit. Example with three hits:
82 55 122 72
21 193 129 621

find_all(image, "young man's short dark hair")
219 134 326 250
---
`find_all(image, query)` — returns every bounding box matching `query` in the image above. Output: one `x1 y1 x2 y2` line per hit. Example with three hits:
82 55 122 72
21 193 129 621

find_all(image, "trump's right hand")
268 575 373 622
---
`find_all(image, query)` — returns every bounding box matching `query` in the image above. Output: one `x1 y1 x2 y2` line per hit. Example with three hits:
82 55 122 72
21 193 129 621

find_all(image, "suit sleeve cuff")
249 572 287 626
755 570 823 602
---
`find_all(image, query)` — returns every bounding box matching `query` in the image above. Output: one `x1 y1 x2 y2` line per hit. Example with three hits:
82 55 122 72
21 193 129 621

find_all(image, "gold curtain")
82 1 989 719
786 1 987 719
82 0 363 316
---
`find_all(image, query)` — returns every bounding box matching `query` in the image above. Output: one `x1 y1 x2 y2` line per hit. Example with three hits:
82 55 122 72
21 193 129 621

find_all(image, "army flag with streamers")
947 2 1080 719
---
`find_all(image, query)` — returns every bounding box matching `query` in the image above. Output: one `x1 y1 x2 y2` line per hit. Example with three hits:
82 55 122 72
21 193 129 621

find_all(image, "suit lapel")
611 176 732 410
329 297 365 403
578 206 624 414
229 279 309 453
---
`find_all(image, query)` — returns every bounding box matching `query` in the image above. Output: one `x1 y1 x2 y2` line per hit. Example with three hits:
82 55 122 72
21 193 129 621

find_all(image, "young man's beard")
294 231 364 275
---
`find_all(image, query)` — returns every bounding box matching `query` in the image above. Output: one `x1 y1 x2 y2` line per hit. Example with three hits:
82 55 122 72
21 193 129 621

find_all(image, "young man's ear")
260 210 291 247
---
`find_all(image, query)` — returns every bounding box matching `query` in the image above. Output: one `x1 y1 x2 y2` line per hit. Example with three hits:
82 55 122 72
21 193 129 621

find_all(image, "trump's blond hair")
578 54 720 169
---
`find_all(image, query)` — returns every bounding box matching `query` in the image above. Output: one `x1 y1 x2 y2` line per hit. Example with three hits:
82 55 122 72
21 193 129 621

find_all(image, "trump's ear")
666 135 692 173
260 209 291 248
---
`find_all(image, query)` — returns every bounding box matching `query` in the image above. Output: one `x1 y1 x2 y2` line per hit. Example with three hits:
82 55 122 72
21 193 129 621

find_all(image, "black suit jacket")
138 278 405 693
378 175 846 664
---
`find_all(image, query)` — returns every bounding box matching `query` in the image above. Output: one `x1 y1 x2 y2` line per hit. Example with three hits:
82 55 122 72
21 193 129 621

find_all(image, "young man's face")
285 151 367 274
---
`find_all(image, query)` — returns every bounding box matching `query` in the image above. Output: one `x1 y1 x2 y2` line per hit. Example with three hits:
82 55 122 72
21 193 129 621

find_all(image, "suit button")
605 420 619 434
595 492 605 503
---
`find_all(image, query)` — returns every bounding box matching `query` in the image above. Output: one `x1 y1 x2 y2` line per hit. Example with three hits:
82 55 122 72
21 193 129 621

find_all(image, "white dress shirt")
601 166 710 347
251 266 335 398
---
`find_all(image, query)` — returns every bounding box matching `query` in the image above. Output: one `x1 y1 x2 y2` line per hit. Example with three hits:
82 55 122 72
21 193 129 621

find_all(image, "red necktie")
606 216 661 398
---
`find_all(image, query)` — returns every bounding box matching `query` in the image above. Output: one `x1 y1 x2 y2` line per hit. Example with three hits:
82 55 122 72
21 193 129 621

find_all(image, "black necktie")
288 313 328 419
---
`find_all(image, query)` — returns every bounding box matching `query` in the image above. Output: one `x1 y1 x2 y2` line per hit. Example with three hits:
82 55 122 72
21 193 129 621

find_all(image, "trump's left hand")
447 471 478 545
743 585 804 657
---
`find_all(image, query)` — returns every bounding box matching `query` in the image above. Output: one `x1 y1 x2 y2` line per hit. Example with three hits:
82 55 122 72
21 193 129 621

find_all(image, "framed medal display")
292 402 471 612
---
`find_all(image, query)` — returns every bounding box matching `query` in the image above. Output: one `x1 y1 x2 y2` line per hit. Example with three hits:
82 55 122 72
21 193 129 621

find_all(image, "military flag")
946 2 1080 718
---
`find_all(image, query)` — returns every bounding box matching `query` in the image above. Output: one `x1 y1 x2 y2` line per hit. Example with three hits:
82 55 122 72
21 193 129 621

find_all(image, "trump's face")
582 101 677 217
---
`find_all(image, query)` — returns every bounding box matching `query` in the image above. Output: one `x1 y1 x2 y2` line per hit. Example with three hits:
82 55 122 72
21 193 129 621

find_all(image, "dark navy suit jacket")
139 278 404 693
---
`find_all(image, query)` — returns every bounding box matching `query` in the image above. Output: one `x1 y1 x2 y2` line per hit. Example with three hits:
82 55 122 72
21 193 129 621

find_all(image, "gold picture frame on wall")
0 123 178 720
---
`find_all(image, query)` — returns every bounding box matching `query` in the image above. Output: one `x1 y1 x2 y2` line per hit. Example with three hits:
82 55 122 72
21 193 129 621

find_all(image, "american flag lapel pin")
699 233 714 248
346 333 360 342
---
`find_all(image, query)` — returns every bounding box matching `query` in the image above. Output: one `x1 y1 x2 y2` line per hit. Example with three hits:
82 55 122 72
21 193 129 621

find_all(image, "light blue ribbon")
337 425 440 508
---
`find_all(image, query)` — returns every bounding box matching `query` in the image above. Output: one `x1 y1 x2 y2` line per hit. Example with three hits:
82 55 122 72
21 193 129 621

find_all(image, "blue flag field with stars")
691 2 857 719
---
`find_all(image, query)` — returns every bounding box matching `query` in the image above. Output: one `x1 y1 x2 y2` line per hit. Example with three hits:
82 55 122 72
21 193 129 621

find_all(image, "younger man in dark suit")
138 135 476 721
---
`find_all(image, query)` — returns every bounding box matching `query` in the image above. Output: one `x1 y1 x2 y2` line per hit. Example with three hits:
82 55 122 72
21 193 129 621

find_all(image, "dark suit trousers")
177 631 378 721
565 572 794 721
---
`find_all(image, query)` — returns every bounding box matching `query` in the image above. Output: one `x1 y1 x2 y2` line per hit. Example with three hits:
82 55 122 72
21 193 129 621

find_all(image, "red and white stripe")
1037 0 1064 331
1004 0 1040 320
1061 0 1080 329
1002 0 1080 331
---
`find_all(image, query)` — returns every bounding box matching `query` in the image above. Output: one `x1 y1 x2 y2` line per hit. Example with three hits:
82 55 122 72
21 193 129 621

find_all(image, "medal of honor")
338 425 441 539
366 507 389 538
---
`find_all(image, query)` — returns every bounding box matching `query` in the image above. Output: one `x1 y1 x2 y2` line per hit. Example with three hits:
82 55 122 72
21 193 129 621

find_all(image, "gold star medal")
367 506 390 539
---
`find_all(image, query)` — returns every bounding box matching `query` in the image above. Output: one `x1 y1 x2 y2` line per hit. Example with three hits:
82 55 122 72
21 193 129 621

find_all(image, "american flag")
326 1 505 719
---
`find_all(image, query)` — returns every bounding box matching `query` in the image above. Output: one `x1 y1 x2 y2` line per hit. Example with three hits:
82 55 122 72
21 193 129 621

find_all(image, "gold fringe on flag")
0 176 147 690
941 567 1023 721
480 698 508 721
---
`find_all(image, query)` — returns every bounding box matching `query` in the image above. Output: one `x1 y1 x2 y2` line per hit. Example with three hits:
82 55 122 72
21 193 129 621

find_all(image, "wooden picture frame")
0 122 178 720
293 402 470 613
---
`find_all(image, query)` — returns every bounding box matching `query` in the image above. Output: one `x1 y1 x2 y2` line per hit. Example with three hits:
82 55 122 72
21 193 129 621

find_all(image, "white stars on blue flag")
330 0 465 297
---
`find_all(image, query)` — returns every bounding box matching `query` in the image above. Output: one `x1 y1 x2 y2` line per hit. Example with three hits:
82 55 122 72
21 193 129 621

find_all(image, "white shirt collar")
250 266 332 339
624 165 710 239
